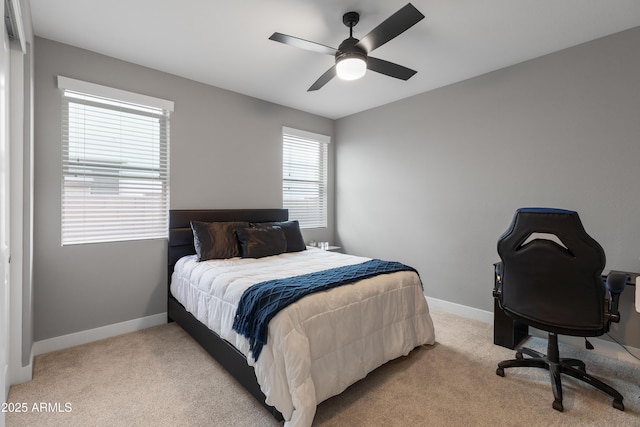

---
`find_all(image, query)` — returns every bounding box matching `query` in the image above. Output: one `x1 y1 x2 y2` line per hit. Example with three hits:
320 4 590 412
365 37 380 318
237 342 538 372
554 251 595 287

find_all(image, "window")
58 76 173 245
282 127 330 229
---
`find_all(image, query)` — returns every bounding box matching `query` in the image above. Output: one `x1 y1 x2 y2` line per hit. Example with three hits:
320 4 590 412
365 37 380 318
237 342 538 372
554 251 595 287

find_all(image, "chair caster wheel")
613 399 624 411
496 367 505 377
552 400 563 412
515 352 523 360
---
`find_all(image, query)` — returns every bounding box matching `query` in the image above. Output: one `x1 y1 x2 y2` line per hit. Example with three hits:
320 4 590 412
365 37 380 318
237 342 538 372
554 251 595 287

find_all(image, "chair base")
496 332 624 412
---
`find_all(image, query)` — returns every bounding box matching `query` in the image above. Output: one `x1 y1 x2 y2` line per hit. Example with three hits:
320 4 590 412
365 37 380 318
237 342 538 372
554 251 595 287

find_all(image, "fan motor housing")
336 37 367 62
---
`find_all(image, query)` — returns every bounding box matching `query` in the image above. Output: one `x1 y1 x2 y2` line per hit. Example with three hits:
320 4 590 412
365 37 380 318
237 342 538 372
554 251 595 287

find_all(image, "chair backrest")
497 208 606 336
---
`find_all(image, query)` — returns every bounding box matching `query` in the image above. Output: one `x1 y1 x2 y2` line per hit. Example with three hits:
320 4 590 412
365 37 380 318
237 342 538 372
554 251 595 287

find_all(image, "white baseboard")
29 300 640 368
425 296 640 365
9 347 33 385
10 361 32 385
426 296 493 324
33 312 167 356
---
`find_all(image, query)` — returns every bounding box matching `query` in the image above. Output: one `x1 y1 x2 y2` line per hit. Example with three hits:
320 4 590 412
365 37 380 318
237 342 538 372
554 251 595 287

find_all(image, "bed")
168 209 435 426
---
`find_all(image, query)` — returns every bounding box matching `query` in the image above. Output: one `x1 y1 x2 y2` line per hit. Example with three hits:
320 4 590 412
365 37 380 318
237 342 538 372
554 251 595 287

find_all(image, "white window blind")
282 127 330 229
58 76 173 245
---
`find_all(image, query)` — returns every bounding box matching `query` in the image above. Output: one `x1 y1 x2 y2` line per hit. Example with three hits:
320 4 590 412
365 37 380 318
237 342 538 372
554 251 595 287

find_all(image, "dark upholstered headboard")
168 209 289 278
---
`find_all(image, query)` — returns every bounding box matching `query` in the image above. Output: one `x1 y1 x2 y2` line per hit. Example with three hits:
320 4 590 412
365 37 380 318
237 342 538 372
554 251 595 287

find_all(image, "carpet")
7 310 639 426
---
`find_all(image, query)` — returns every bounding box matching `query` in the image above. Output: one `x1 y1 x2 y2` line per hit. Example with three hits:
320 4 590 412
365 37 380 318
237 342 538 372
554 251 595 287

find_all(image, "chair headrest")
498 207 605 269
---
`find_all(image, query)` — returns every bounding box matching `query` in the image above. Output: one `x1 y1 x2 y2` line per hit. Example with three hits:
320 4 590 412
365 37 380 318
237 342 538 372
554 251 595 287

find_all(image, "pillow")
236 226 287 258
190 221 250 261
250 220 306 252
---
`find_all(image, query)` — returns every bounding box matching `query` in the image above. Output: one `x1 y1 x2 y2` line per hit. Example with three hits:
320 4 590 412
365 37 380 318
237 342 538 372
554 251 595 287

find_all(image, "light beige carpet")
7 310 640 426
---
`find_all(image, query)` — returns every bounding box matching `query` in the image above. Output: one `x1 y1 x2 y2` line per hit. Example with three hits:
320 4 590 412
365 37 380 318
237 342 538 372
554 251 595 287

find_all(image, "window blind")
282 127 330 229
59 77 172 245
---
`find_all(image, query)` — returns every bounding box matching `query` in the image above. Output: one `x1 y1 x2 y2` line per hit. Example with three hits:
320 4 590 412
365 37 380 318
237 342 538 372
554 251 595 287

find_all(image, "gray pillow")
190 221 249 261
236 226 287 258
250 220 306 252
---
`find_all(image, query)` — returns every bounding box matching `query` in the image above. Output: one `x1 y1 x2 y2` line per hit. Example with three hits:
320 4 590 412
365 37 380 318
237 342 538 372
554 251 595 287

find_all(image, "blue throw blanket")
232 259 418 360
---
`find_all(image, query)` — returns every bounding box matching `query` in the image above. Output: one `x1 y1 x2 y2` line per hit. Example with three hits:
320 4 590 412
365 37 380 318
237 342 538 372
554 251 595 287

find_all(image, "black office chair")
493 207 627 412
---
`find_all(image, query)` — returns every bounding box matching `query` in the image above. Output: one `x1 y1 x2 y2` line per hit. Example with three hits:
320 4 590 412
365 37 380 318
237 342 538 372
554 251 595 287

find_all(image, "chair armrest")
605 273 628 324
493 262 503 299
606 273 628 294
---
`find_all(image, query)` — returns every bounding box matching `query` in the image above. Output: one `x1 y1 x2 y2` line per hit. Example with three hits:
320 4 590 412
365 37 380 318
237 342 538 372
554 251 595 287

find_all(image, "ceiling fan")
269 3 425 91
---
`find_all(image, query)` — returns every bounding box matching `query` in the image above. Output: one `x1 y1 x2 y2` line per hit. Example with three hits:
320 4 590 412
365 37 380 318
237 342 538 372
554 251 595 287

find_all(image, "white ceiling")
29 0 640 119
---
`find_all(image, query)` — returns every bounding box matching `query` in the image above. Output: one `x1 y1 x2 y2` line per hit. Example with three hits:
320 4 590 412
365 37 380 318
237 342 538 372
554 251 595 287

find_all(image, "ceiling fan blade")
308 65 336 91
269 32 338 56
367 57 417 80
356 3 424 53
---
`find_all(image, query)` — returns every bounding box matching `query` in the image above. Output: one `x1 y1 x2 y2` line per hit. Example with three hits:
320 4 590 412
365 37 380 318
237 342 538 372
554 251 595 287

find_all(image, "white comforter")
171 248 435 427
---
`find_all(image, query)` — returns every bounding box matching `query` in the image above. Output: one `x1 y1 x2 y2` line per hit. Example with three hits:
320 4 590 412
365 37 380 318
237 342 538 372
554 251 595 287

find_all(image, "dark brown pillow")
190 221 249 261
236 226 287 258
250 220 306 252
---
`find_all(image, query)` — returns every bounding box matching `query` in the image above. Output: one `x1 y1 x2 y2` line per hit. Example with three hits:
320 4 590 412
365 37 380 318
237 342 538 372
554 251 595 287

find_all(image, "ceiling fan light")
336 56 367 81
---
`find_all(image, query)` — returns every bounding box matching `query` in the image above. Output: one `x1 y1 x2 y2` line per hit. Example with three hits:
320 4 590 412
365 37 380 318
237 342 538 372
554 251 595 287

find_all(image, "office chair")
493 207 627 412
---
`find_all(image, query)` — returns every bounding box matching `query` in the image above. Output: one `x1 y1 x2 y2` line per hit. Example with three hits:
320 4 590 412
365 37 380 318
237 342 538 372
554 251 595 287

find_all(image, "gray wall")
335 27 640 347
33 37 334 341
34 26 640 348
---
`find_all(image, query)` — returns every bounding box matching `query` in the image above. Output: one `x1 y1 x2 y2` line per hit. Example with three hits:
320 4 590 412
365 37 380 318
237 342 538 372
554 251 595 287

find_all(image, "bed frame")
168 208 288 421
